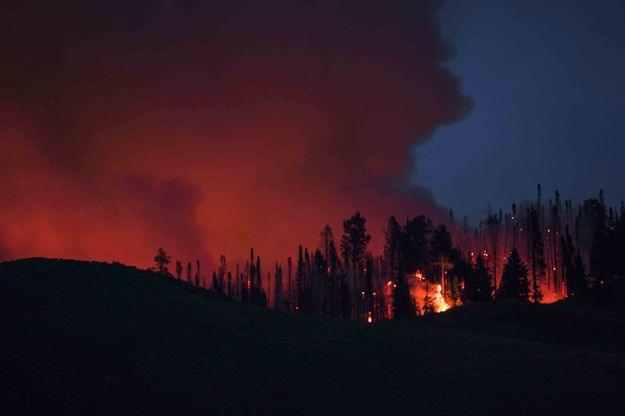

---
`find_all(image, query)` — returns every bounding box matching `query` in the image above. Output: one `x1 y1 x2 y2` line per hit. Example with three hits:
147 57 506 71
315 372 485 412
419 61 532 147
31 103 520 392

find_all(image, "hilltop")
1 258 624 415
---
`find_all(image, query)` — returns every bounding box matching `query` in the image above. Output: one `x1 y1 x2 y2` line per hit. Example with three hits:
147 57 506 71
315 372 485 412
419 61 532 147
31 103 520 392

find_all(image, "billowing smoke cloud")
0 0 471 267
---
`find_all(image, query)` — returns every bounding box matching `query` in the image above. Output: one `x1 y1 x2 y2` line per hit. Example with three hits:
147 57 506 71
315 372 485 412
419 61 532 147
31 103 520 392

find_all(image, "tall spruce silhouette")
186 261 192 284
528 205 544 303
341 212 371 319
466 254 492 302
385 216 413 319
175 260 183 280
498 248 530 300
195 259 201 287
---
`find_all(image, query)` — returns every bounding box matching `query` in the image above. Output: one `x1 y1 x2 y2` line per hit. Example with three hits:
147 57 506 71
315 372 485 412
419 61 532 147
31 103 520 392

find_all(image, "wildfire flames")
434 284 450 313
406 272 455 315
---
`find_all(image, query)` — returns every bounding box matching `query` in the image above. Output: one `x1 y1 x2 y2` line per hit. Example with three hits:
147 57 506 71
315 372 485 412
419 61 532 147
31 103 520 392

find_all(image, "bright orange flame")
434 284 450 313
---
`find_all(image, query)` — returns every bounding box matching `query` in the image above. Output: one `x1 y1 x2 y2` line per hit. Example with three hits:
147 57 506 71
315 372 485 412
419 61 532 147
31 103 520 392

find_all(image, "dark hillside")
1 258 624 415
424 299 625 353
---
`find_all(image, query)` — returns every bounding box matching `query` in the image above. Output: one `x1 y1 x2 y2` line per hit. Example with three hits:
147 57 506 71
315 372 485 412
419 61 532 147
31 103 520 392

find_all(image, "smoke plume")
0 0 471 266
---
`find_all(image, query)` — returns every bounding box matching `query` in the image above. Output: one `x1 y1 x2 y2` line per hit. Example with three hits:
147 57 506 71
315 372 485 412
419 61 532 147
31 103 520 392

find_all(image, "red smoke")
0 1 470 267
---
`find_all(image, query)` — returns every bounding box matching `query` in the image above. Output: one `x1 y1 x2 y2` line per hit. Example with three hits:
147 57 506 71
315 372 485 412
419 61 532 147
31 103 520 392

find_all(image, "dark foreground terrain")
1 258 624 415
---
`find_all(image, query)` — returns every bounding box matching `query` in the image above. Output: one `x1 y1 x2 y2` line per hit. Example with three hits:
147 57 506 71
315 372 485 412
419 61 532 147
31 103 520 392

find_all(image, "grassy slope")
1 258 624 415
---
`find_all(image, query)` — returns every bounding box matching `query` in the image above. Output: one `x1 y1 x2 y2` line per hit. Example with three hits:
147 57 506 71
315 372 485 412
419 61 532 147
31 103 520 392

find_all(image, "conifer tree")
465 254 492 302
287 257 293 310
528 206 545 303
498 248 530 301
212 271 220 293
175 260 183 280
186 261 192 284
384 216 402 279
296 245 304 311
274 263 283 311
392 273 415 319
340 212 371 270
218 255 227 292
402 215 432 274
195 259 201 287
153 248 171 275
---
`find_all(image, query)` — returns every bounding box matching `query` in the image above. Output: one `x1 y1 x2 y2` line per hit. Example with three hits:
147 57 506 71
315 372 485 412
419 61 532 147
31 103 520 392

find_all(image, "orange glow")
408 274 456 314
434 284 450 313
0 1 468 268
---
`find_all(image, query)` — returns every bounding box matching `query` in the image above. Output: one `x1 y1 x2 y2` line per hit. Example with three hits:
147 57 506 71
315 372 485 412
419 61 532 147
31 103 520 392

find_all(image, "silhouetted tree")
319 225 338 316
212 271 220 293
384 216 402 278
340 212 371 270
274 263 282 311
486 211 502 291
498 248 530 301
392 274 415 319
241 273 249 303
579 193 609 283
561 226 587 297
247 252 266 307
431 224 454 289
528 205 544 303
186 261 192 284
385 216 414 319
218 255 227 292
195 259 201 287
287 257 293 310
296 245 304 311
153 248 171 275
340 212 371 319
401 215 432 274
175 260 183 280
465 254 492 302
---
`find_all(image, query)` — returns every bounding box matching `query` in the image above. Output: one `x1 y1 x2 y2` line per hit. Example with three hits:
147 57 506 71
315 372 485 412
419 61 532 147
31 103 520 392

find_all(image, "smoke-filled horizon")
0 0 471 267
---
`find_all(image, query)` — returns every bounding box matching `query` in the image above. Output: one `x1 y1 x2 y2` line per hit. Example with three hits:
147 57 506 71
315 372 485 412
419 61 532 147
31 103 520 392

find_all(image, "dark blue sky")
414 0 625 221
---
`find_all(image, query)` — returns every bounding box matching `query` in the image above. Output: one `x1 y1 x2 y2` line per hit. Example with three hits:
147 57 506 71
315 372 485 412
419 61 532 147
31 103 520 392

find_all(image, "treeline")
464 186 625 303
153 185 625 320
